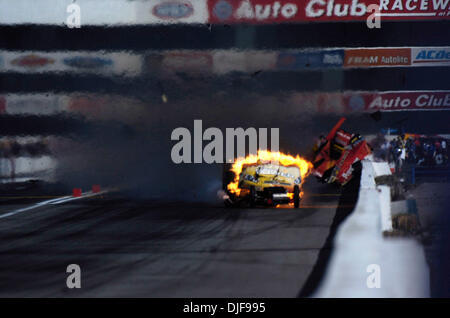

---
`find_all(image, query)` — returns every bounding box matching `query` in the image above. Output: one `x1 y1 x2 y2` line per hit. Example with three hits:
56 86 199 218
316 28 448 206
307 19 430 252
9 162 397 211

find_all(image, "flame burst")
227 150 313 196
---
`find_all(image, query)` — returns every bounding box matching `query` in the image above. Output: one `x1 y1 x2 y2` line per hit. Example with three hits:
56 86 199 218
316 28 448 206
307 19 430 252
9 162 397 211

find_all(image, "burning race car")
312 117 372 185
222 150 312 208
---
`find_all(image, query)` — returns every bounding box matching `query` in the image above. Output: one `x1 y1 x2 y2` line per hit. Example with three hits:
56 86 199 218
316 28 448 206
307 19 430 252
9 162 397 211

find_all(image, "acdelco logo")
306 0 367 17
152 1 194 20
415 49 450 61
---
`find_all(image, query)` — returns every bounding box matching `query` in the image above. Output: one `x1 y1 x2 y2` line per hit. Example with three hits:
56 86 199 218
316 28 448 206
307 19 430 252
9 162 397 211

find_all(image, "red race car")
312 117 372 185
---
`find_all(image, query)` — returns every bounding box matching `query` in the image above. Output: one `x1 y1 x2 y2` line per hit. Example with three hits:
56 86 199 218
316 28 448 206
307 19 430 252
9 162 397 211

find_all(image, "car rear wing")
326 117 346 141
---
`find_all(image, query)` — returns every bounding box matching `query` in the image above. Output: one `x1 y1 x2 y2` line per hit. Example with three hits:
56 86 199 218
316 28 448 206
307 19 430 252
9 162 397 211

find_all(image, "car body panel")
312 117 372 185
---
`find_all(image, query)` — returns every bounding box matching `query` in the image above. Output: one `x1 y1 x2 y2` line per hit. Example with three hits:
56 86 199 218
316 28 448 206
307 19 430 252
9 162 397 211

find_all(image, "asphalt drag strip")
0 177 358 297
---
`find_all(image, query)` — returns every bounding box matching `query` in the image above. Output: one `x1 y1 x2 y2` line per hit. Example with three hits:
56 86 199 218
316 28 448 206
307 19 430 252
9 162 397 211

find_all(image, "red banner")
344 91 450 112
208 0 450 24
344 48 411 67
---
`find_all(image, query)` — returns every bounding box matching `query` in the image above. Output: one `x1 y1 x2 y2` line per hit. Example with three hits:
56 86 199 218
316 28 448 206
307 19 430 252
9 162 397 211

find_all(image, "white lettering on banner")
392 0 404 10
433 0 450 10
306 0 366 17
379 0 389 10
421 0 429 10
406 0 418 10
369 93 450 110
377 0 449 11
416 94 450 107
235 1 298 20
369 96 412 109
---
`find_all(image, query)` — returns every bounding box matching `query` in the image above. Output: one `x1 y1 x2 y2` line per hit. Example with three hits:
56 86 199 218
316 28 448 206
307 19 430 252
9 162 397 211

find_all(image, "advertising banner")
212 50 277 74
0 51 143 76
162 51 213 74
0 0 208 25
211 47 449 74
289 91 450 114
1 93 148 123
344 91 450 112
411 47 450 66
344 48 411 67
1 94 68 115
276 49 344 70
208 0 450 24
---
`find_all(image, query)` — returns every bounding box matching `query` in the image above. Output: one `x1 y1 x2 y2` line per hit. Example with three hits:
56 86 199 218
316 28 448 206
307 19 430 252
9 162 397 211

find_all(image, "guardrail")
314 159 429 297
410 165 450 184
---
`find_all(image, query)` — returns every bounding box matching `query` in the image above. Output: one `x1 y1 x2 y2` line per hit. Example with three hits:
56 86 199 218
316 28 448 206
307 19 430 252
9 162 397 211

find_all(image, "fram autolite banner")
344 48 411 67
344 47 450 68
344 91 450 112
0 0 208 25
208 0 450 24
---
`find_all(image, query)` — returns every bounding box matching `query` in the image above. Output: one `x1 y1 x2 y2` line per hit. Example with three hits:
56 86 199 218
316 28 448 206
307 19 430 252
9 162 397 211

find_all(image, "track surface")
0 178 349 297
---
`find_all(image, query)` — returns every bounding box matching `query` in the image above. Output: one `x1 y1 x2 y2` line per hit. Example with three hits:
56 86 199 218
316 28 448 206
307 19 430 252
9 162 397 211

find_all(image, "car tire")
293 185 300 208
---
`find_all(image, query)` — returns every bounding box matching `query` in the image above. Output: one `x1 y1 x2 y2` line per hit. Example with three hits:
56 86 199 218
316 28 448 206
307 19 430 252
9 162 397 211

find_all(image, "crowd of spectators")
371 133 449 170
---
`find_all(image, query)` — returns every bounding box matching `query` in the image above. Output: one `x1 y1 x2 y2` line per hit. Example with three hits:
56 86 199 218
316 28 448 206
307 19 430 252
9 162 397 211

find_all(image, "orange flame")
227 150 313 196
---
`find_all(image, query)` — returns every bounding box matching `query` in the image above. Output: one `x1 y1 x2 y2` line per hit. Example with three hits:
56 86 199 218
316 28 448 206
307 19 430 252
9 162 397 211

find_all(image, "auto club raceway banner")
0 0 448 25
1 91 449 116
287 90 450 113
208 0 450 23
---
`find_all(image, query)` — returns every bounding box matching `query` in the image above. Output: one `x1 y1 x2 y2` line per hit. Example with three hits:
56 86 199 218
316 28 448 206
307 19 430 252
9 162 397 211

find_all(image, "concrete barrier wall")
314 160 429 297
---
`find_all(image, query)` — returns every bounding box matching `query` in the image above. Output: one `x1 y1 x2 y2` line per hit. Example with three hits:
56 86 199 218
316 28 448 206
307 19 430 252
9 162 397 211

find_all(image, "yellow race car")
223 161 302 208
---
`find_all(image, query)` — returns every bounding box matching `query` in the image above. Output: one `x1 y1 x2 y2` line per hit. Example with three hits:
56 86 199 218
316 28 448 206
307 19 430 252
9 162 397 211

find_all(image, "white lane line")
50 190 108 205
0 196 71 219
0 190 108 219
375 13 437 16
